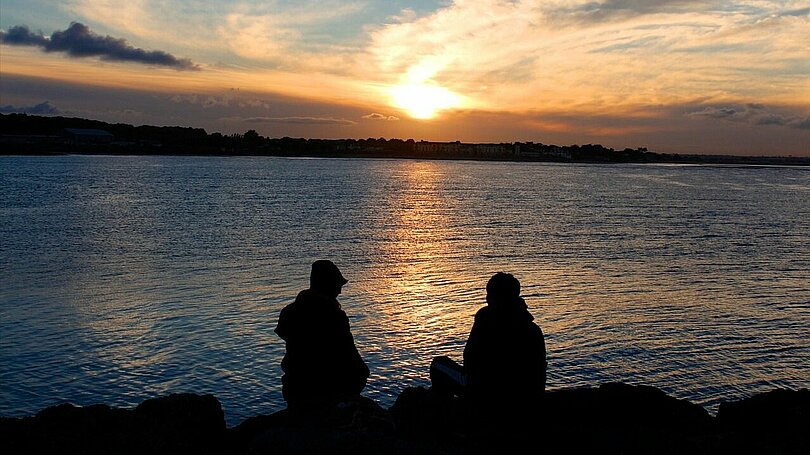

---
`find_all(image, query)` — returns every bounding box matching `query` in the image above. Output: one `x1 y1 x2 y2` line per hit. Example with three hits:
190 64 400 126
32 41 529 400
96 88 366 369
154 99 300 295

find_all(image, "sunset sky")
1 1 808 155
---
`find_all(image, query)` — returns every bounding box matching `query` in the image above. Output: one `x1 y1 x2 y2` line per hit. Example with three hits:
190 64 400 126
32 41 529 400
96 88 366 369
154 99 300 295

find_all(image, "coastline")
2 113 809 166
2 383 808 454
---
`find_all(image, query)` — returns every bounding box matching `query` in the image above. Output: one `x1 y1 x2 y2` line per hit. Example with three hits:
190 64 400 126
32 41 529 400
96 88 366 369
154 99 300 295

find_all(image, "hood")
489 296 533 321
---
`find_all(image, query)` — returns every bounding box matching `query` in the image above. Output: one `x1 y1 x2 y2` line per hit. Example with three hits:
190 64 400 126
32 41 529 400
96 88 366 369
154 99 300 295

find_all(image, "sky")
1 0 808 155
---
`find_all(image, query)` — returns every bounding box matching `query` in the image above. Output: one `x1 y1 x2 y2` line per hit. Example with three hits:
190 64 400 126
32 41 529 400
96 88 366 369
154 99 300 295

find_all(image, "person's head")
310 260 348 298
486 272 521 307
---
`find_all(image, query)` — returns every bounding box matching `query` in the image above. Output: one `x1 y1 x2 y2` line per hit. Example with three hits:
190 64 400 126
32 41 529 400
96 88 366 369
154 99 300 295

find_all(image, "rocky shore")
2 383 807 454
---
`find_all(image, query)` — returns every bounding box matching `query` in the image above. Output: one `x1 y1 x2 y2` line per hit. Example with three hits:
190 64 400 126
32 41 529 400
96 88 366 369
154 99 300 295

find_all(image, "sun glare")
390 82 462 119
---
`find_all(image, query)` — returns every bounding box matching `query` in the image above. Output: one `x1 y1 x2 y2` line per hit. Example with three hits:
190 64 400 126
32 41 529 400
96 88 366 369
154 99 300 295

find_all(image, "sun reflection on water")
2 156 808 426
346 161 480 400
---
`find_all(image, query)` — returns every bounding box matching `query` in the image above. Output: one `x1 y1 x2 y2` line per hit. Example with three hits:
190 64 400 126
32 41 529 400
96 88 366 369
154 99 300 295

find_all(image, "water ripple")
1 156 808 425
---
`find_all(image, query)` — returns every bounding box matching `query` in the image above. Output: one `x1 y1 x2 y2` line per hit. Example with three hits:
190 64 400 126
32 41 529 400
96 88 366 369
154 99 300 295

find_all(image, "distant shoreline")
3 151 810 168
2 113 809 166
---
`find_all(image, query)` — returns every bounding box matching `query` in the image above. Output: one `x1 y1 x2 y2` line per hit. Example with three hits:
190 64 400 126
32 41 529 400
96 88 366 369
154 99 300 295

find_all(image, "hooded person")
426 272 547 451
274 260 369 409
463 272 547 412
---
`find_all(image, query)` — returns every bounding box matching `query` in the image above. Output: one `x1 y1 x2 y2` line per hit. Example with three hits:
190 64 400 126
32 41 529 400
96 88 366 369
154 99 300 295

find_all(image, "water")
1 155 808 426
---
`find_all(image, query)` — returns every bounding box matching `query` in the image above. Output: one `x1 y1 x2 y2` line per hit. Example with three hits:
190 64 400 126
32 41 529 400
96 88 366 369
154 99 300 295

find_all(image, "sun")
389 82 463 119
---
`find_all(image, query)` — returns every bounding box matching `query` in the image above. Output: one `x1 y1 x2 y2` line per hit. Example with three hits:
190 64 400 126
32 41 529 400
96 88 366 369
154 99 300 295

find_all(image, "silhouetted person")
275 260 369 411
464 272 546 410
430 272 546 450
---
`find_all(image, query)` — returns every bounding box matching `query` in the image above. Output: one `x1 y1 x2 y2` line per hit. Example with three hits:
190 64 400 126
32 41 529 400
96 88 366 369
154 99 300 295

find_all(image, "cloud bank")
242 116 357 125
0 23 198 70
688 104 810 130
362 113 400 121
0 101 61 115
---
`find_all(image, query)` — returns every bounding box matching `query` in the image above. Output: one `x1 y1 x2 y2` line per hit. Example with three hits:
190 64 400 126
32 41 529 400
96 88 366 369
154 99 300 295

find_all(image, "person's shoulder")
294 289 316 302
474 305 491 316
473 306 494 322
276 297 302 338
278 290 312 318
281 290 306 310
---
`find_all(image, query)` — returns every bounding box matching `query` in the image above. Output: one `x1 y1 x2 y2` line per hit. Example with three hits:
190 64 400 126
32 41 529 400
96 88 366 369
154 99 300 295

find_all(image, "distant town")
2 113 808 166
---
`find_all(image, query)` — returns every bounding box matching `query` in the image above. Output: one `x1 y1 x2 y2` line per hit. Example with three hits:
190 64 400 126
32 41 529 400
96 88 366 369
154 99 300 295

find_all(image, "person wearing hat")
274 260 369 410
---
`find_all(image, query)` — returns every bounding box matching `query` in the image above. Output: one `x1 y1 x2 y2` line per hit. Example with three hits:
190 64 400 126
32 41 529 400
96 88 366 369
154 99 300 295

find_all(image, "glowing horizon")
1 1 808 155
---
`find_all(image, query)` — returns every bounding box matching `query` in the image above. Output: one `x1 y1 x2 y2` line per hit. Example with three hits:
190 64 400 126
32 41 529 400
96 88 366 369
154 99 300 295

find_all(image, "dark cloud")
548 0 706 24
780 7 810 18
0 24 49 46
549 1 806 26
792 118 810 130
0 101 61 115
591 0 698 11
0 23 198 70
171 94 231 108
243 116 357 125
170 93 271 110
687 104 810 130
362 113 400 121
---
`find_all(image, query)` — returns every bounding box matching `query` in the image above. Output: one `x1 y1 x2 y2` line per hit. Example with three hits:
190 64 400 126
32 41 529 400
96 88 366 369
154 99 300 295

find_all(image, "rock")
1 403 133 454
389 387 468 454
133 393 227 454
716 388 810 455
392 382 714 454
389 386 465 436
229 395 400 455
0 393 226 454
2 384 808 454
542 382 715 454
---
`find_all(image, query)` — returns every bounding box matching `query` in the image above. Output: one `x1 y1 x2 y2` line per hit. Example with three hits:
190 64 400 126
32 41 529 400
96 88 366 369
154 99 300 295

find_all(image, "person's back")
463 273 546 412
275 261 369 409
425 273 546 451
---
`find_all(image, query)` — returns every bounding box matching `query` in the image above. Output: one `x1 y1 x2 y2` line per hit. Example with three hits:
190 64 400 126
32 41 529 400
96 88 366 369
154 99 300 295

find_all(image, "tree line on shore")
2 113 807 166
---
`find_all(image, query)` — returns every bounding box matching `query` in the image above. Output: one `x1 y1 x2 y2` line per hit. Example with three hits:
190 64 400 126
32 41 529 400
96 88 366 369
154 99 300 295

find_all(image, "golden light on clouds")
1 1 808 153
367 1 810 114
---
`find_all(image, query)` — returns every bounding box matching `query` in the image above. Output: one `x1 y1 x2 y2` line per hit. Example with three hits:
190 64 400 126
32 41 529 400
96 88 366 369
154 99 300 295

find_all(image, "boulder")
133 393 226 454
391 382 714 454
2 384 808 454
0 393 226 454
389 386 468 454
716 388 809 455
542 382 715 454
229 395 398 455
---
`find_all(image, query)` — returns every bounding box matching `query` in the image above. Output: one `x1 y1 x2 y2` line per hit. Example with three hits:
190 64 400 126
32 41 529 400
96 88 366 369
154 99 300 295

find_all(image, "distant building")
414 141 463 155
414 141 516 157
62 128 114 145
515 142 571 160
473 143 509 156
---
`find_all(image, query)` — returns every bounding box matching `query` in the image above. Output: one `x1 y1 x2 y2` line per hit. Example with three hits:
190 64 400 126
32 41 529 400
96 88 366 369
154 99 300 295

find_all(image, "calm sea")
1 155 808 426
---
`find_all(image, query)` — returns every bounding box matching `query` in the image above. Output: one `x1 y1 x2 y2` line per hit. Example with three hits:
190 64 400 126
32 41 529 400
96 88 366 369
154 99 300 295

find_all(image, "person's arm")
463 310 488 381
339 311 370 394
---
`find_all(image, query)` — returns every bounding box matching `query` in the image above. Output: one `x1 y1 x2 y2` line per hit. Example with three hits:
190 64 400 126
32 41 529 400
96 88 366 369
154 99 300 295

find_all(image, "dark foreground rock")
1 385 807 454
716 388 810 455
1 393 226 454
390 382 715 454
230 396 400 455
